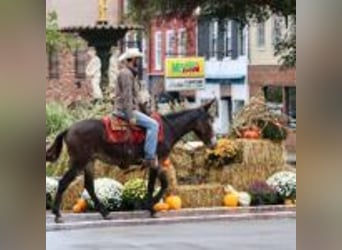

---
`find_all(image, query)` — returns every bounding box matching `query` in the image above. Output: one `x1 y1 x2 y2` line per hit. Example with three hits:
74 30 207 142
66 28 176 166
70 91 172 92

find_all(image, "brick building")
248 16 296 152
148 15 197 99
46 0 126 104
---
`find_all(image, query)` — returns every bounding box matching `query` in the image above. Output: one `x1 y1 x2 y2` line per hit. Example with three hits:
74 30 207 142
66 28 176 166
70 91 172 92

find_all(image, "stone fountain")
61 1 142 88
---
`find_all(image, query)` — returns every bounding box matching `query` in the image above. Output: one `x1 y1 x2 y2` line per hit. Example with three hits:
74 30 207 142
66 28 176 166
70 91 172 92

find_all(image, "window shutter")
198 19 210 59
231 21 238 59
217 20 225 60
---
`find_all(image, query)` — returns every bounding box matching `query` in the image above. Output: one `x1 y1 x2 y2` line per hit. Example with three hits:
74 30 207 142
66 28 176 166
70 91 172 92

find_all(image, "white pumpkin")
238 192 251 207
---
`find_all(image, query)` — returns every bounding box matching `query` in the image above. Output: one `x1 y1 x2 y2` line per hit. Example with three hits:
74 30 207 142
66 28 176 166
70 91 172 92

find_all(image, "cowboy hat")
119 48 144 61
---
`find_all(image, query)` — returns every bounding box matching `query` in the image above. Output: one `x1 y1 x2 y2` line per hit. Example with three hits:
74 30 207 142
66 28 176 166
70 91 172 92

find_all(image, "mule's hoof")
149 209 159 218
54 217 64 224
102 212 112 220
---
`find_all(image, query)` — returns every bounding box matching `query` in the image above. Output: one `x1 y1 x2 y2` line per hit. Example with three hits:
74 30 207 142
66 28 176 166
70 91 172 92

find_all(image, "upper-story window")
125 31 138 49
154 31 162 70
272 16 283 46
166 29 176 57
48 49 59 79
75 47 86 79
224 20 232 58
177 28 187 56
257 22 266 48
209 20 218 58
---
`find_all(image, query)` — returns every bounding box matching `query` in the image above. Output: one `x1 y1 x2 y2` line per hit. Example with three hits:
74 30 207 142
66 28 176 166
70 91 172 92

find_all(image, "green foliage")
248 180 281 206
121 178 148 210
128 0 296 67
258 120 288 142
46 102 74 136
275 20 296 68
46 11 83 52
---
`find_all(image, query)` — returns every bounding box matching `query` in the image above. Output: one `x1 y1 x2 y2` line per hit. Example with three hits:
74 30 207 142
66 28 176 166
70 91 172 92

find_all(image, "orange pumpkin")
243 129 260 139
223 193 239 207
72 204 83 213
153 202 170 212
76 198 87 211
165 195 182 210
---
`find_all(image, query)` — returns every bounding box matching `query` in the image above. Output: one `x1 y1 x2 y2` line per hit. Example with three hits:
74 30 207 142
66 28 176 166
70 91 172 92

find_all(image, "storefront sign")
165 78 205 91
165 57 205 91
165 57 205 78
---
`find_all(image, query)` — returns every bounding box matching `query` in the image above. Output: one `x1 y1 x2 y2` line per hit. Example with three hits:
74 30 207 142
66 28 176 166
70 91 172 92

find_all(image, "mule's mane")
162 107 202 121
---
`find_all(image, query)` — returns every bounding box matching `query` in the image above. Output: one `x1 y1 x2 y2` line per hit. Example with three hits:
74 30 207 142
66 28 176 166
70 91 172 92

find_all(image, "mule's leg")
150 168 169 218
52 167 78 223
146 167 158 213
84 164 110 220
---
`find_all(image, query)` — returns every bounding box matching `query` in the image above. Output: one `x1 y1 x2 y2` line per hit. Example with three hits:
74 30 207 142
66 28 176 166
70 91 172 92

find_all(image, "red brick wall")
149 16 197 75
248 65 296 152
46 49 92 104
248 65 296 95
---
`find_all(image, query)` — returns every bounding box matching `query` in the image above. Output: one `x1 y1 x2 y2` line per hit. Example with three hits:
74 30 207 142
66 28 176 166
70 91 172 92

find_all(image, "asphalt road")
46 218 296 250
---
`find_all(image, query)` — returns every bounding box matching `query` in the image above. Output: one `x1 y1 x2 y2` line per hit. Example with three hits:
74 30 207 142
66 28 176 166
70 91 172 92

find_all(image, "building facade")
248 15 296 152
148 15 198 100
197 18 249 134
46 0 125 104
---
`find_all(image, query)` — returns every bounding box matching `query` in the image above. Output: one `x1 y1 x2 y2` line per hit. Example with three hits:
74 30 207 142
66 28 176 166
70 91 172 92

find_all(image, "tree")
127 0 296 68
46 11 81 52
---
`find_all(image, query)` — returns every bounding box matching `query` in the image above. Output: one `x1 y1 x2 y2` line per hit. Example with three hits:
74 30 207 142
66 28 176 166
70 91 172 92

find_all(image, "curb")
46 205 296 223
46 206 296 231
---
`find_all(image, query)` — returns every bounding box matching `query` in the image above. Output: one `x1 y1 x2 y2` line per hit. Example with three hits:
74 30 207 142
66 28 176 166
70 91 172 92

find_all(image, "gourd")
153 202 170 212
72 198 87 213
165 195 182 210
223 193 239 207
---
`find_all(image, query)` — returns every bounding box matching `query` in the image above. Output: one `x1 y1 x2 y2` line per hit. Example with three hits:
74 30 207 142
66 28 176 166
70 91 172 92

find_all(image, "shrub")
258 120 288 142
121 178 160 211
121 178 147 210
46 102 74 136
248 180 280 206
267 171 296 200
81 178 123 211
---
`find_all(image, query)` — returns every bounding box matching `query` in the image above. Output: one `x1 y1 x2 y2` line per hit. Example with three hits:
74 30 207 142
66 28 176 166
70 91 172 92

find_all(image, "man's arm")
118 71 134 121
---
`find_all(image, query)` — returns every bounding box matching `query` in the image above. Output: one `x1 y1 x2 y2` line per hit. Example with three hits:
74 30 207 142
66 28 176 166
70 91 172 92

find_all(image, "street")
46 218 296 250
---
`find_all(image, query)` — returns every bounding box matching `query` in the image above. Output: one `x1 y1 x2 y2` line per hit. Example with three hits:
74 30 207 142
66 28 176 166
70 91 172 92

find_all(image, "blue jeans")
115 110 159 160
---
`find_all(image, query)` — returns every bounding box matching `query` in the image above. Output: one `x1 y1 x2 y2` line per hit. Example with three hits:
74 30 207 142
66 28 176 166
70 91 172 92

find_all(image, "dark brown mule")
46 100 216 223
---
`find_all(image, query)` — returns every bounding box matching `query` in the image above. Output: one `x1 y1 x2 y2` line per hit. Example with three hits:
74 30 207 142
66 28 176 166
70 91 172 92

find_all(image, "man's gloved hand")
129 118 137 125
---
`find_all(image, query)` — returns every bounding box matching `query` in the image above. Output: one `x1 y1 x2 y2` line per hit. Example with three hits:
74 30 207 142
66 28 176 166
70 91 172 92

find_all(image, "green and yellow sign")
165 57 205 78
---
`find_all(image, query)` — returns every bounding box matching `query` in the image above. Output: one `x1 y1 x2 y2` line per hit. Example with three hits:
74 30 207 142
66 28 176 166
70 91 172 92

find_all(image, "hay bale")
175 184 225 208
169 142 208 184
61 176 84 210
208 163 290 191
164 164 178 195
236 139 285 166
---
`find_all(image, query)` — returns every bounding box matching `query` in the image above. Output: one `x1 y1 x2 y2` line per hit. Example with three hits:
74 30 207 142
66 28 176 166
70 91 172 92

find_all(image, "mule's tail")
46 130 67 162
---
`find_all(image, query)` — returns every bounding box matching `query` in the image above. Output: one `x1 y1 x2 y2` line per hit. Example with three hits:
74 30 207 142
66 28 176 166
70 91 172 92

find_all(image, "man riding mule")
114 48 159 171
46 53 217 224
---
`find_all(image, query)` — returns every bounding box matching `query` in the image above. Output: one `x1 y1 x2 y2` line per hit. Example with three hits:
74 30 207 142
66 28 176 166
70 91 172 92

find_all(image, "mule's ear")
202 98 216 112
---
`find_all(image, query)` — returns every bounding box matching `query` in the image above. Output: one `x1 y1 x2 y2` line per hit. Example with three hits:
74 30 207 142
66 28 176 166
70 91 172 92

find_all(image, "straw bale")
235 139 285 166
175 184 225 208
208 163 290 191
